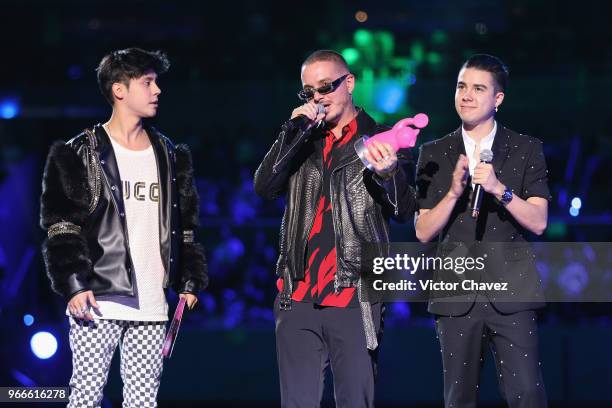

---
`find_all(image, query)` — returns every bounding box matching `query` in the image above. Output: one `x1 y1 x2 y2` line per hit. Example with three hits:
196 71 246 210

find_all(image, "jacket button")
120 212 125 217
170 258 174 263
172 230 176 235
100 160 106 165
173 203 177 208
111 185 116 191
173 178 176 182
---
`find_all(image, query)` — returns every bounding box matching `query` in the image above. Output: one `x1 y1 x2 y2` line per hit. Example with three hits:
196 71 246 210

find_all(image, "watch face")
502 189 513 203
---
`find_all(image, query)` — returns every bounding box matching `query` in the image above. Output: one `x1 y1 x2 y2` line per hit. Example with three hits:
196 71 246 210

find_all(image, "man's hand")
362 140 398 178
473 162 503 195
68 290 100 321
448 154 469 199
180 293 198 310
290 101 325 125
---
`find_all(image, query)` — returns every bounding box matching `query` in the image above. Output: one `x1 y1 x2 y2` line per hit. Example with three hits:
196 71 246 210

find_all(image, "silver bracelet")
48 221 82 239
183 230 195 243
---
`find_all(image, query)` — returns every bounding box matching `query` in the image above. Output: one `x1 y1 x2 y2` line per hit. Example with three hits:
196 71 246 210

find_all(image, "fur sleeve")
40 141 92 298
174 144 199 229
173 144 209 293
40 141 91 228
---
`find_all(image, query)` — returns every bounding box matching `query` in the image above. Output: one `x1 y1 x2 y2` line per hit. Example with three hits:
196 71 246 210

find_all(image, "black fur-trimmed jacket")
40 123 208 300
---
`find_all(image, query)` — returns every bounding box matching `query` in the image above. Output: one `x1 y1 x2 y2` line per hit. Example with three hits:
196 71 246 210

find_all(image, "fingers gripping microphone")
315 103 325 128
283 104 325 131
470 148 494 218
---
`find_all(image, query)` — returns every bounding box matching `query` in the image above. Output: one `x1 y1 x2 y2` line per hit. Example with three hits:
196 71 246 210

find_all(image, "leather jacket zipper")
330 157 360 293
366 212 383 243
366 211 388 260
299 164 321 276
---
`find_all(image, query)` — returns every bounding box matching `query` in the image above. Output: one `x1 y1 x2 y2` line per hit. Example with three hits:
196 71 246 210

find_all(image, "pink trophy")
354 113 429 170
162 297 187 358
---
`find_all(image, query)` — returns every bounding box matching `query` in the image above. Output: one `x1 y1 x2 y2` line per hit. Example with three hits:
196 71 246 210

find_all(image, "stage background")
1 0 611 406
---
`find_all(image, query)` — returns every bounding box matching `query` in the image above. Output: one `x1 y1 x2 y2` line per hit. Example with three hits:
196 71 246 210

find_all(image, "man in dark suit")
415 54 550 408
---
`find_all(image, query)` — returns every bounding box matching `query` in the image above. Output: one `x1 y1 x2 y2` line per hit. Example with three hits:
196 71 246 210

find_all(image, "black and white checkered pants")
67 317 166 408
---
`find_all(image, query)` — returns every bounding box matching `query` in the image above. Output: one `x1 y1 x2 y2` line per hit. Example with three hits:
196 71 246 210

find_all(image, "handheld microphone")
315 103 325 128
470 149 494 218
283 104 325 131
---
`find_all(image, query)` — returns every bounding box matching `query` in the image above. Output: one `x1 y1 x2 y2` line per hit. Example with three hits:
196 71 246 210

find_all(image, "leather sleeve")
253 122 312 200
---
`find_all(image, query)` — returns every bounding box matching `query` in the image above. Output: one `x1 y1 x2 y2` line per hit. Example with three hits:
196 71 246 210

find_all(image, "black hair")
461 54 509 92
96 47 170 105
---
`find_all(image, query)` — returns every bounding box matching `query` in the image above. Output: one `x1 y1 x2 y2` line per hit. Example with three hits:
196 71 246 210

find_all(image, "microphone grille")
480 148 494 162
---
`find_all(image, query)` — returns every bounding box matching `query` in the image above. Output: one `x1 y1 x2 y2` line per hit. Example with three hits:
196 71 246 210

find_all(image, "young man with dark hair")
254 49 417 407
40 47 208 407
415 54 549 407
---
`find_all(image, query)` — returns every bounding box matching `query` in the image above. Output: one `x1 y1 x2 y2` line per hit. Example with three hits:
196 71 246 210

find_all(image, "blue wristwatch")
500 186 513 205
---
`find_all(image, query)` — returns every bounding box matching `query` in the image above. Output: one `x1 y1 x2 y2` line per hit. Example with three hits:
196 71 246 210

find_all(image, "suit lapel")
449 124 510 175
446 127 465 169
491 124 510 175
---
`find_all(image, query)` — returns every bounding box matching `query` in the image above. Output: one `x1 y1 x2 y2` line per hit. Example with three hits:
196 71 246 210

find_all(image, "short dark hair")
302 49 350 72
96 47 170 105
461 54 509 92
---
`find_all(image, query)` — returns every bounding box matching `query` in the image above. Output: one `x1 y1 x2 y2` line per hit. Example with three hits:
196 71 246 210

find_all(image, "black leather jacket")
254 109 417 300
40 124 208 300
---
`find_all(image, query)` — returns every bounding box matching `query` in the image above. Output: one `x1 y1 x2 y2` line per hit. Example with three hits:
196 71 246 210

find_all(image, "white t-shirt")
76 135 169 321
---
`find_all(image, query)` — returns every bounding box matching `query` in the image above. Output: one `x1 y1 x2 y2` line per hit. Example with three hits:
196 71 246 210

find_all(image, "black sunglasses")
297 74 350 102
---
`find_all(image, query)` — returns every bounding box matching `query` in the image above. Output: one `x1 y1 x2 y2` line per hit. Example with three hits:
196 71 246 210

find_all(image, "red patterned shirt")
277 117 359 307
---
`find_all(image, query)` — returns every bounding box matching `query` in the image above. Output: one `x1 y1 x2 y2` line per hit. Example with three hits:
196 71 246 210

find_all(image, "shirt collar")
461 121 497 148
325 114 358 144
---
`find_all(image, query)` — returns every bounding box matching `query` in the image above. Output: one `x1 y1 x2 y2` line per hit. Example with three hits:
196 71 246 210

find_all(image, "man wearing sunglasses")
254 50 417 407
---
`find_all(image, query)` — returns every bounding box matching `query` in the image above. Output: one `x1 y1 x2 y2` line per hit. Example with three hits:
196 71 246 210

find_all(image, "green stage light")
427 51 442 66
337 30 419 121
342 48 361 65
410 42 425 63
431 30 448 45
376 31 395 57
354 29 374 47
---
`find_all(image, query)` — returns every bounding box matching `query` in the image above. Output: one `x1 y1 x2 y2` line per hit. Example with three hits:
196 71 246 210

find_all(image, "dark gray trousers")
274 298 383 408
